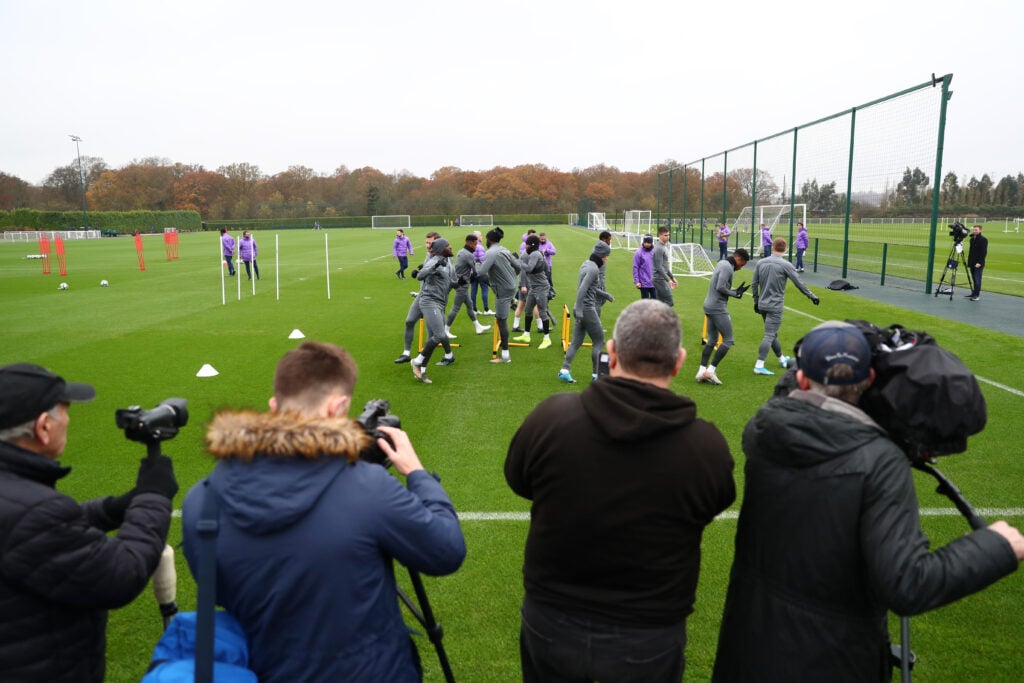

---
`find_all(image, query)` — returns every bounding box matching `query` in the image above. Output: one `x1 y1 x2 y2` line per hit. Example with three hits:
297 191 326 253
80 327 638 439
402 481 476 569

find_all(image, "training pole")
325 234 331 300
275 234 280 301
236 252 241 301
55 236 67 276
39 235 51 275
135 233 146 271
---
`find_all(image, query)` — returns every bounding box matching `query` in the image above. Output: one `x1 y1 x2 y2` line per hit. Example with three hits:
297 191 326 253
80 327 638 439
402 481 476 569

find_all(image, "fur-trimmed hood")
205 409 371 461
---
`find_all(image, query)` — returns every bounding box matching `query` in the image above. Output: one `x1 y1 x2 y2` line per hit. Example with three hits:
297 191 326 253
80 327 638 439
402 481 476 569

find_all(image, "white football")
100 279 109 287
58 282 69 290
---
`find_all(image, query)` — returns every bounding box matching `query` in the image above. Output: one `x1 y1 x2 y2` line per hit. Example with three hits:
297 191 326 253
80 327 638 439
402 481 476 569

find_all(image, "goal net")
371 215 411 229
609 232 647 251
730 204 807 237
669 243 716 277
588 212 608 231
459 215 493 227
623 210 652 235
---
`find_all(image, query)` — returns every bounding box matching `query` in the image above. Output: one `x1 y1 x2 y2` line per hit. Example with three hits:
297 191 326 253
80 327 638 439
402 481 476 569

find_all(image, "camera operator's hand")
374 426 424 477
989 520 1024 561
101 489 137 525
135 455 179 500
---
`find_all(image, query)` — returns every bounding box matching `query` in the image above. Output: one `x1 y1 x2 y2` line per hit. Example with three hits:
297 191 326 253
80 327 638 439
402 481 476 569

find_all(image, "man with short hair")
220 227 236 276
751 237 819 376
477 227 522 364
394 231 441 364
392 228 413 279
239 230 260 280
633 234 655 299
696 248 750 385
713 322 1024 682
183 341 466 683
512 234 554 350
558 241 614 383
507 300 736 683
652 226 678 307
966 223 988 301
0 363 178 683
717 220 731 261
444 234 491 338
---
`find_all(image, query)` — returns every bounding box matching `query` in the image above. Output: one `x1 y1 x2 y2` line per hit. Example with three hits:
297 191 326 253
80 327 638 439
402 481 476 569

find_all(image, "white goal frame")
669 243 717 277
623 210 652 235
588 212 608 231
730 203 807 237
459 214 493 227
371 215 411 230
609 232 647 251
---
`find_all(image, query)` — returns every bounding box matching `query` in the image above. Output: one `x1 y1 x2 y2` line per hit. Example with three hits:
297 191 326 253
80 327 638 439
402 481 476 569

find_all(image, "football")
58 282 69 290
100 279 109 287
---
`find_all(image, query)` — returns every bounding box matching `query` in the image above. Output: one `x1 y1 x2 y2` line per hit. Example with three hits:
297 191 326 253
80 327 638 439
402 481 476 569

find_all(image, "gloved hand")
753 298 760 315
101 489 137 524
457 276 468 287
811 294 820 306
410 268 420 279
735 281 750 298
135 455 179 500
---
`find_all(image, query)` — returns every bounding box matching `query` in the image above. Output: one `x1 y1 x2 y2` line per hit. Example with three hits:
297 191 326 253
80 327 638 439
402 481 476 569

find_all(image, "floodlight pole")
69 135 88 229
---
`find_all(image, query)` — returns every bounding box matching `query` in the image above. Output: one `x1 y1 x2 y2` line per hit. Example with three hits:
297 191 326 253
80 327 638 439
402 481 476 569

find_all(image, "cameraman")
0 363 178 683
181 341 466 683
967 223 988 301
713 322 1024 682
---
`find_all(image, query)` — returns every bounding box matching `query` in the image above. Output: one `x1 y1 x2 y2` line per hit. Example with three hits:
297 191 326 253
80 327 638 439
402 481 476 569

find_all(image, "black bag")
827 279 859 291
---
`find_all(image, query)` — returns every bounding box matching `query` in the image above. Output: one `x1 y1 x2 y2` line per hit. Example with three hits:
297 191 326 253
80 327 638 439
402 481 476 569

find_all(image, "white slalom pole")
325 233 331 300
275 234 280 301
236 251 241 301
219 237 226 305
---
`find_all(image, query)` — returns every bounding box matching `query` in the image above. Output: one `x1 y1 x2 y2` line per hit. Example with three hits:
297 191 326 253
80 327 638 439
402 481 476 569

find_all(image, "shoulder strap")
195 480 222 683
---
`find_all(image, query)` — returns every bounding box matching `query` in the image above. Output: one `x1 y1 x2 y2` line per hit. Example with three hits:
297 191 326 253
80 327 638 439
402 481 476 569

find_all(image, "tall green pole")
927 74 954 294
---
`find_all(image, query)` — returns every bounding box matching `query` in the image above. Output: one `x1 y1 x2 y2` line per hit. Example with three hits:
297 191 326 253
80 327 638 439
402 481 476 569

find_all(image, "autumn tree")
0 172 33 211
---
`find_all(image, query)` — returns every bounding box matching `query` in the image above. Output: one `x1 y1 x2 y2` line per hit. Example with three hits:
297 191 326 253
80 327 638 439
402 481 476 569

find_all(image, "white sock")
414 354 425 365
502 350 510 360
698 365 707 374
513 316 520 327
708 365 717 374
755 360 765 369
444 352 453 360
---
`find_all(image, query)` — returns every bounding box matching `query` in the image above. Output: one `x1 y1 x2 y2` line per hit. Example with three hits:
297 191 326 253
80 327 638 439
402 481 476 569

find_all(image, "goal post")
669 243 717 277
459 214 493 227
623 210 652 235
371 215 411 229
729 204 807 236
588 212 608 231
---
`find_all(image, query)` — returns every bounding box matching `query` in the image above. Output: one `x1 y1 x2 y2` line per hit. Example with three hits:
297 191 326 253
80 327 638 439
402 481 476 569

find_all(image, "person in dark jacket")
966 223 988 300
506 300 736 683
182 341 466 683
0 363 178 683
713 322 1024 682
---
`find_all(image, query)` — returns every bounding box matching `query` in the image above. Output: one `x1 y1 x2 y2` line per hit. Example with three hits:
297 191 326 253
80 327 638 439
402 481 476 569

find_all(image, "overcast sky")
2 0 1020 186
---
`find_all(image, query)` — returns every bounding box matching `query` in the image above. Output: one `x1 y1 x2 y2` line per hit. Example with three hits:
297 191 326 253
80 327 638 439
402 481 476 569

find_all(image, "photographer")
181 341 466 683
967 223 988 301
0 363 177 683
713 322 1024 682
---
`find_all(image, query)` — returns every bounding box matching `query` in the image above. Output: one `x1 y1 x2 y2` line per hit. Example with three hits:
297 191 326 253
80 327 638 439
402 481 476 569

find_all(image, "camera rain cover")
852 322 987 455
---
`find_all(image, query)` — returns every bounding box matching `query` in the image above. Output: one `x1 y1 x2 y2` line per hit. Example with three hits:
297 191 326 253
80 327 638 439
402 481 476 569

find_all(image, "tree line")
1 157 1022 222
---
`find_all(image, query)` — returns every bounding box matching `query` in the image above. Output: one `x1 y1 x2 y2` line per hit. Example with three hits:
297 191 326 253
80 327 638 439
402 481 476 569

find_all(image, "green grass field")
2 226 1022 681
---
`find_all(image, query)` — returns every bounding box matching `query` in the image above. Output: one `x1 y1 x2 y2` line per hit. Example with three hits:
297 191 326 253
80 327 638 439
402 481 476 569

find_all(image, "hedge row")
200 214 572 231
0 209 202 233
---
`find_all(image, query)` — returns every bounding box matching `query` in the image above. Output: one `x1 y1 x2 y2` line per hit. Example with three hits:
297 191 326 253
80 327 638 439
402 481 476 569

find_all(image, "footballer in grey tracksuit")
414 239 456 366
700 252 749 371
446 237 484 329
518 236 551 336
478 231 522 355
751 249 818 364
562 243 614 379
652 234 677 307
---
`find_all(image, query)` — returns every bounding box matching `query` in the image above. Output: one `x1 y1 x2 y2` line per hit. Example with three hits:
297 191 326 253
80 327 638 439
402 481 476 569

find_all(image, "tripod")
398 569 456 683
933 239 974 300
890 455 987 682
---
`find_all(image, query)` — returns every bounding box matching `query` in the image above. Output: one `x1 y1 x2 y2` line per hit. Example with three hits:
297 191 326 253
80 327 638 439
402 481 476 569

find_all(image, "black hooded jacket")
713 391 1018 682
505 376 735 626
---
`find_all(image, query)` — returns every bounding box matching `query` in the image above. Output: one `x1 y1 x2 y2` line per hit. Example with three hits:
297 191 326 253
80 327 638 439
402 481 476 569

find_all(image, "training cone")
196 364 219 377
288 329 305 339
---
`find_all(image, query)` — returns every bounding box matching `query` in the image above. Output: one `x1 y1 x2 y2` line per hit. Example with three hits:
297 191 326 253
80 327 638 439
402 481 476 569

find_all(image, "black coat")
968 232 988 267
0 441 171 683
713 391 1017 682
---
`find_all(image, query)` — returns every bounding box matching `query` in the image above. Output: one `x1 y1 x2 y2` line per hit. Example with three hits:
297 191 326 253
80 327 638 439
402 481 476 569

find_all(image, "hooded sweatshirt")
181 410 466 683
505 376 735 626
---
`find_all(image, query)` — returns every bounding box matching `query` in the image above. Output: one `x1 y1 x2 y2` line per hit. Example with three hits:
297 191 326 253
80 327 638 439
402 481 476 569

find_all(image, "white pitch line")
976 376 1024 398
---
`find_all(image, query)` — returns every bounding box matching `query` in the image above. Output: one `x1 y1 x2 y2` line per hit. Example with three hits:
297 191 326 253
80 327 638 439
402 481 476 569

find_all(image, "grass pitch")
2 226 1022 681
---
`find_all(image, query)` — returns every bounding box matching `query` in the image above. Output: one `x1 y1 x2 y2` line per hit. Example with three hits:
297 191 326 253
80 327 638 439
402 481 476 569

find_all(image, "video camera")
115 398 188 444
355 399 401 466
949 221 970 242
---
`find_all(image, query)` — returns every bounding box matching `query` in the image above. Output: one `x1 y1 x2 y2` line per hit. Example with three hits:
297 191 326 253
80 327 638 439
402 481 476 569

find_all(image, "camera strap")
195 479 222 683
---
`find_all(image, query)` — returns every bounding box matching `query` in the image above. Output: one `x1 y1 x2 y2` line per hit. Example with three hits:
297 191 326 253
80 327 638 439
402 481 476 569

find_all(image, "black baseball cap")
797 323 872 386
0 363 95 429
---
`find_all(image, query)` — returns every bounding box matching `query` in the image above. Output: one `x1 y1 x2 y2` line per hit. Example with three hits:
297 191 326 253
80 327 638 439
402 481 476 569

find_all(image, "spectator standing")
0 363 177 683
713 322 1023 682
507 300 736 683
633 234 656 299
182 341 465 683
717 220 731 261
967 224 988 301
